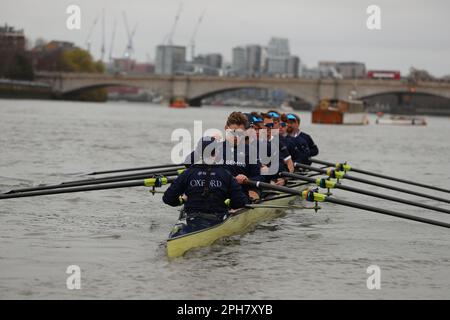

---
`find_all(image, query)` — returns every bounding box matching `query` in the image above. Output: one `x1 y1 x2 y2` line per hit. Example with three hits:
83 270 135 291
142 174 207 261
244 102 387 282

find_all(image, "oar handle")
245 180 303 196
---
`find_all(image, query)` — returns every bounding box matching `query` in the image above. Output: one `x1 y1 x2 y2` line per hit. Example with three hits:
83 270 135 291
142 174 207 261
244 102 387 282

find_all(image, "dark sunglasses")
279 122 287 127
263 123 275 128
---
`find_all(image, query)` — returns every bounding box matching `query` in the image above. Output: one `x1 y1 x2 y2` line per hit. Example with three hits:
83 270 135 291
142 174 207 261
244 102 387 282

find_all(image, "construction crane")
85 14 100 53
108 19 117 62
122 11 138 59
189 9 206 61
100 8 106 61
129 23 138 56
165 2 183 45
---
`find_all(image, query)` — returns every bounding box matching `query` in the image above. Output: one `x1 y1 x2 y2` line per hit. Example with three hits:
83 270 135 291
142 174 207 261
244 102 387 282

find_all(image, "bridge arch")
358 90 450 115
359 90 450 102
186 80 318 106
187 86 314 107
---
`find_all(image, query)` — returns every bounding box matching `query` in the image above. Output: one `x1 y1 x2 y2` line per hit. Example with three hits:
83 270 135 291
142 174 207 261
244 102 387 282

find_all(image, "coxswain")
163 137 249 234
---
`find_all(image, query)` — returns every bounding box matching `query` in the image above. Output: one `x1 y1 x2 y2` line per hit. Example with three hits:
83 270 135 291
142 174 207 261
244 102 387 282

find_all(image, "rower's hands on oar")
248 190 260 202
286 159 295 173
235 174 248 185
238 175 259 201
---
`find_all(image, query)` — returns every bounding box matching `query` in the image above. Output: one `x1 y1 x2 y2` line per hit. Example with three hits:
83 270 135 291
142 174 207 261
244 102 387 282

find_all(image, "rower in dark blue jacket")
285 113 319 157
282 113 318 164
245 111 292 185
259 112 293 185
163 137 249 233
185 112 263 201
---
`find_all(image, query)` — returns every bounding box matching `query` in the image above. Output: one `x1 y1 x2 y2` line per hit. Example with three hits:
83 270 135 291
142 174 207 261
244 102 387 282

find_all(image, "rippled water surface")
0 99 449 299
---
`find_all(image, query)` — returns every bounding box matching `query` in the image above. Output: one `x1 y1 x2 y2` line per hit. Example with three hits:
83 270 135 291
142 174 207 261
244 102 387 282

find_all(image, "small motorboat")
169 98 188 108
375 114 427 126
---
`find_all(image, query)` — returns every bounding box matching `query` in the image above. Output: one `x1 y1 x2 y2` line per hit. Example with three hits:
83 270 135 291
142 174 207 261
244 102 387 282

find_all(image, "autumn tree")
59 48 107 101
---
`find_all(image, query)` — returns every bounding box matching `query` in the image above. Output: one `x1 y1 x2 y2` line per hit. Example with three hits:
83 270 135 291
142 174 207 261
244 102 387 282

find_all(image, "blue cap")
268 111 280 118
286 113 299 122
252 115 263 123
243 113 263 129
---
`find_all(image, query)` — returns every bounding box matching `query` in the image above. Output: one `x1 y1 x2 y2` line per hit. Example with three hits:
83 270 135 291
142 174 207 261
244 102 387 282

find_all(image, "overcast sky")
1 0 449 76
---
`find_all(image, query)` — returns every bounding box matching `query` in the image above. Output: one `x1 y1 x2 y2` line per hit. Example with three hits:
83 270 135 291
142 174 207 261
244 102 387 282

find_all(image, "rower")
163 137 249 233
259 112 294 186
243 112 264 143
280 114 310 164
220 111 263 201
275 112 306 167
264 111 295 173
285 113 319 158
184 111 263 201
249 111 265 132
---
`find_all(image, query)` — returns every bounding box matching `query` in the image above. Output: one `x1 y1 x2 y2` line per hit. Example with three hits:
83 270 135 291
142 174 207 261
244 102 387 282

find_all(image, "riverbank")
0 79 52 100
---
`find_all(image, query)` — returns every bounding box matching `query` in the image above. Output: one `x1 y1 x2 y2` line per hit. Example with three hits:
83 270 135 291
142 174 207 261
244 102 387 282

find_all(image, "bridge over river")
35 72 450 111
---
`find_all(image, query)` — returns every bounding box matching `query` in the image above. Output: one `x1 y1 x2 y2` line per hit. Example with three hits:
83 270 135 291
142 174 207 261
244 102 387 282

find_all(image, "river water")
0 99 449 299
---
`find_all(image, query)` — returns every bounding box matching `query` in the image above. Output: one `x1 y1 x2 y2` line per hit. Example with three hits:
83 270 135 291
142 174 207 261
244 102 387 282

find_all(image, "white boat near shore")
375 115 427 126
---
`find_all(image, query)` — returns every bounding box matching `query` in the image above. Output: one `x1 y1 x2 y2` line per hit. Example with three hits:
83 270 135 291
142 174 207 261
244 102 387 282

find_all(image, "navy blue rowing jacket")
163 164 249 215
281 134 311 165
253 138 290 181
217 141 262 182
185 141 263 182
298 131 319 158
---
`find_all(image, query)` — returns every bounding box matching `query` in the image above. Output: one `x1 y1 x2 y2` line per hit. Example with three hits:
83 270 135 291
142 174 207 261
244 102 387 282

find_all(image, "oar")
86 163 184 175
61 167 185 185
295 163 450 205
0 177 175 200
310 158 450 194
281 172 450 215
245 180 450 229
4 168 184 194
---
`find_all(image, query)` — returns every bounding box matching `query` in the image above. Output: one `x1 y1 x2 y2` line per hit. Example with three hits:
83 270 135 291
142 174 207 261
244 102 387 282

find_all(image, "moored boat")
169 97 188 108
375 114 427 126
312 99 369 125
166 175 317 258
